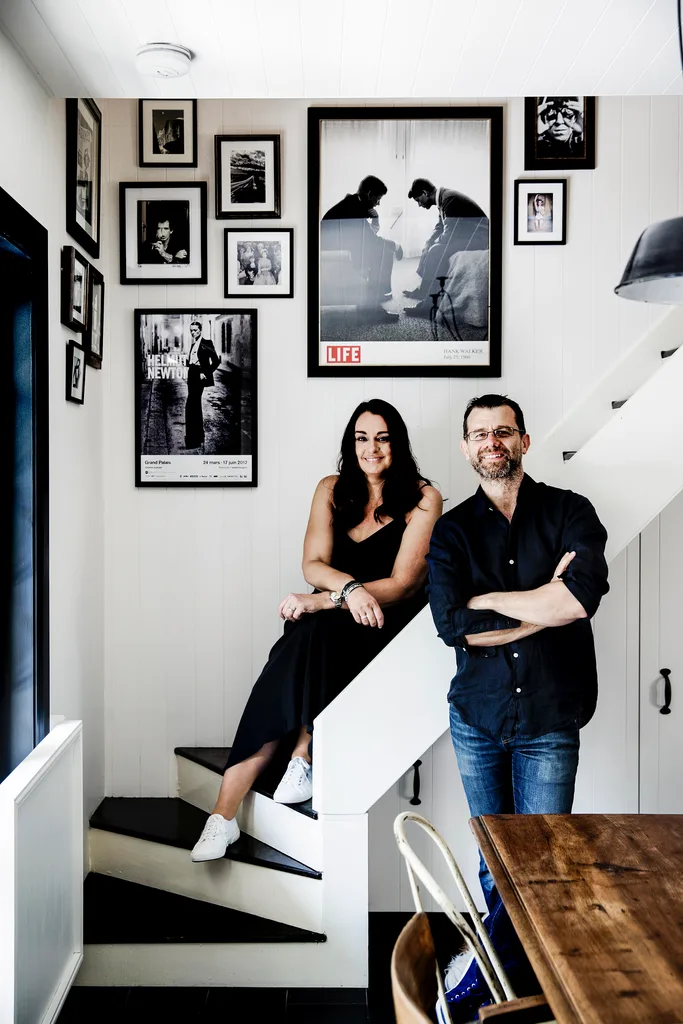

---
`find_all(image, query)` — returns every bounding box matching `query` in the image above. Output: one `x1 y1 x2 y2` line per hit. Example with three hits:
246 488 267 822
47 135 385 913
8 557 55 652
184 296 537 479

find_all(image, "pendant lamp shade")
615 216 683 303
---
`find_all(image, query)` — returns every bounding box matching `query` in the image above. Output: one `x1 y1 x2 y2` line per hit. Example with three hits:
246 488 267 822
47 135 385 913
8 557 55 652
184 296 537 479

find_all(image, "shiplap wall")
0 31 105 819
101 97 681 905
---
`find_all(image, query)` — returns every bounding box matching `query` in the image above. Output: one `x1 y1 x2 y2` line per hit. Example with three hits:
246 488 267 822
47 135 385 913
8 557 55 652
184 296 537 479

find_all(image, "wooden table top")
470 814 683 1024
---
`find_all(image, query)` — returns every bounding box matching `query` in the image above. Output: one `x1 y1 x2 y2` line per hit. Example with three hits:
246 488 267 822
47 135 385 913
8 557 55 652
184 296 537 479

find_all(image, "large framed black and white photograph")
524 97 596 170
84 264 105 368
308 106 502 378
65 340 86 405
138 99 197 167
66 98 101 258
135 309 257 487
120 182 207 285
224 228 293 298
215 134 281 219
60 245 89 332
514 179 567 245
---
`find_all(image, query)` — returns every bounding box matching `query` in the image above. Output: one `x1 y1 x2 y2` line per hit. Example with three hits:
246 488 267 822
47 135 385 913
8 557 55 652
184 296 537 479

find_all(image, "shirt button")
516 687 522 693
513 652 519 658
509 559 515 564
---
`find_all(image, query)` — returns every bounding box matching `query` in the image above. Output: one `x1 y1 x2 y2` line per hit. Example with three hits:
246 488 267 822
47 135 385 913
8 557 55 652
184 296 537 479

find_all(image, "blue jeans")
449 702 580 909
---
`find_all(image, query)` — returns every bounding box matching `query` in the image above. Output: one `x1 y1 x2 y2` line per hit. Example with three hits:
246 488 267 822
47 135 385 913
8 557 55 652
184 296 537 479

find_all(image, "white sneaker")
272 757 312 804
190 813 240 862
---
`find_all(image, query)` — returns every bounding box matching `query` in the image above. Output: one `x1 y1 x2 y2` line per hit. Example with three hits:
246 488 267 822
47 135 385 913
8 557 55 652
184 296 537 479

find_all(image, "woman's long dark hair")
332 399 430 530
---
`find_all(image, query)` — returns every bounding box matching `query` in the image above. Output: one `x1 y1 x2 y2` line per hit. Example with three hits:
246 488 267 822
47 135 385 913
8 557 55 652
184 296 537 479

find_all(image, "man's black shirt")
426 475 609 740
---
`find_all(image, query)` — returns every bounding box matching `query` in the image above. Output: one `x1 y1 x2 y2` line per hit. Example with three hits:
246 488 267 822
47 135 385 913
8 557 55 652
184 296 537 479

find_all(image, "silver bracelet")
340 580 364 603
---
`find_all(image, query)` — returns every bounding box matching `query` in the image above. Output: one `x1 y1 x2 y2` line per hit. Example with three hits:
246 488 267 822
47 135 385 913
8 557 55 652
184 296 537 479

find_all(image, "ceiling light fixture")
135 43 192 78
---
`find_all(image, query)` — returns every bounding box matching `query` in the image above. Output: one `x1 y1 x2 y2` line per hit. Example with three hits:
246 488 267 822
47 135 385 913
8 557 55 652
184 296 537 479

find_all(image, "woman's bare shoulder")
418 483 443 509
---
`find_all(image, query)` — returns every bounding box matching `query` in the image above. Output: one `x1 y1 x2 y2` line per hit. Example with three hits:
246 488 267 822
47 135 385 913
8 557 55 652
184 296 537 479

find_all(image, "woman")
254 243 277 286
191 399 442 862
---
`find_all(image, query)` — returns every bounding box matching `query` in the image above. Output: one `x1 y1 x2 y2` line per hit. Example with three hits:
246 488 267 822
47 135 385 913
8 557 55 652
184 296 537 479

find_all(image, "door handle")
660 668 672 715
410 760 422 805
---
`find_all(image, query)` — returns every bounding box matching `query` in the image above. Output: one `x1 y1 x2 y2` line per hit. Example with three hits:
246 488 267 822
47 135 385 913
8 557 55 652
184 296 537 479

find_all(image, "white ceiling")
0 0 681 99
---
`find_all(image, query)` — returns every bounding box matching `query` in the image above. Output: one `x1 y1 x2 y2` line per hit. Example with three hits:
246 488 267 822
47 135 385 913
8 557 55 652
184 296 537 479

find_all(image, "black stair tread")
175 745 318 820
90 798 321 880
83 872 326 944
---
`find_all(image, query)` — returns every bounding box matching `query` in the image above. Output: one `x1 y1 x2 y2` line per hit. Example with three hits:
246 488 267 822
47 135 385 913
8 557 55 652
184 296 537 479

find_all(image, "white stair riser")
76 939 367 987
88 829 323 932
176 756 322 871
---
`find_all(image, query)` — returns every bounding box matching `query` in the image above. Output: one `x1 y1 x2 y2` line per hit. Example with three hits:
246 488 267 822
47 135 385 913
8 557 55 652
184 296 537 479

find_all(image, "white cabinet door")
640 488 683 812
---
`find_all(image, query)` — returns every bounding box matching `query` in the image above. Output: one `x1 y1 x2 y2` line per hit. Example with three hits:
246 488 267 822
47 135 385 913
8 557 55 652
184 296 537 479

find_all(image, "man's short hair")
190 320 202 331
408 178 435 199
463 394 526 438
358 175 388 197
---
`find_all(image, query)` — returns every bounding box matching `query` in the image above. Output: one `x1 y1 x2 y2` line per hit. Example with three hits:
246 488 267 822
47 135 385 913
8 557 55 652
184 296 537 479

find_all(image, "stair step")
661 347 680 358
175 745 318 820
90 798 321 880
83 872 326 944
611 399 627 409
562 450 577 461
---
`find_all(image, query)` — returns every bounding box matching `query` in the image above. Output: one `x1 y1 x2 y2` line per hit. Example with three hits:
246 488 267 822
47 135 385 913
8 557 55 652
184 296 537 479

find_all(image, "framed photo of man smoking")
119 182 208 285
134 309 258 487
307 106 502 378
524 97 596 171
66 98 102 259
138 99 197 168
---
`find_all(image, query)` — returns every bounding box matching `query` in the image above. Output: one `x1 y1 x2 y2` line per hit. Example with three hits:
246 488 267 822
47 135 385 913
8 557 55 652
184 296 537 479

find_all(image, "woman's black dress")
225 517 426 770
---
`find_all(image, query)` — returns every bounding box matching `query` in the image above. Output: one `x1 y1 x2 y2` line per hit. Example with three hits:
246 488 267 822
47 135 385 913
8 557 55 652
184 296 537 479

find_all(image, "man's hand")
175 249 188 261
552 550 575 581
394 243 404 261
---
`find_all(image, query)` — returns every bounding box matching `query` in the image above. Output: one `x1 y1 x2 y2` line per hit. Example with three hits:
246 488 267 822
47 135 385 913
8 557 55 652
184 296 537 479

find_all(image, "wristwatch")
329 591 343 609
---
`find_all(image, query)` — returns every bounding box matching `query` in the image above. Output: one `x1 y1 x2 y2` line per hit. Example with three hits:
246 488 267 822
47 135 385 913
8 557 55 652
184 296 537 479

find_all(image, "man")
321 174 403 324
404 178 488 318
536 97 585 160
426 394 609 1021
184 321 221 450
140 208 188 264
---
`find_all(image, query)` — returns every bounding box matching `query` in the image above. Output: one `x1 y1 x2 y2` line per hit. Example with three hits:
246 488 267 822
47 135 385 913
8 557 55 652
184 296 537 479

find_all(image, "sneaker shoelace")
201 815 225 841
282 757 310 789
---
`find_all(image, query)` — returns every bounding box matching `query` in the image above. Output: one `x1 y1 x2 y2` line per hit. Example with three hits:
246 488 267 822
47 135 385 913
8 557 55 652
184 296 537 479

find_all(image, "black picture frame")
134 308 258 487
215 134 281 219
65 98 102 259
307 105 503 378
65 339 86 404
60 246 89 332
514 179 567 246
224 228 294 299
83 264 105 368
138 99 198 168
524 97 596 171
119 181 208 286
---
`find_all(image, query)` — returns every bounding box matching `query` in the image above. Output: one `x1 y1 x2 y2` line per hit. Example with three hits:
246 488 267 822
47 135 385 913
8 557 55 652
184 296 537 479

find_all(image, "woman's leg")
212 738 279 820
290 724 312 763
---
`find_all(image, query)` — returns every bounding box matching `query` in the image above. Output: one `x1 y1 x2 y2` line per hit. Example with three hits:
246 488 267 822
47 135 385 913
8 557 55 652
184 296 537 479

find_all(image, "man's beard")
471 447 522 480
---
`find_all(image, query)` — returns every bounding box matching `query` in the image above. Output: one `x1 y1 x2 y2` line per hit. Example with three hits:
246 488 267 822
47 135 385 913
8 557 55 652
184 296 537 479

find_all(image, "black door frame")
0 184 50 754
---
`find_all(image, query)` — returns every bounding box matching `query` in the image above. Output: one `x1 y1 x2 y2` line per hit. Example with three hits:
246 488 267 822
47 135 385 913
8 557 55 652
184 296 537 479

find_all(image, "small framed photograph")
135 309 257 487
215 134 281 219
524 97 596 170
119 181 207 285
66 98 102 258
224 228 293 298
60 246 89 332
138 99 197 167
514 180 567 245
84 265 105 368
66 340 86 404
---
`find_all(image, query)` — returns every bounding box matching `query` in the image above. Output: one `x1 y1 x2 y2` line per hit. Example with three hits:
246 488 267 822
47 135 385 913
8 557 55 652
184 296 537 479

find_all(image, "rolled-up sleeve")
426 519 520 648
559 495 609 619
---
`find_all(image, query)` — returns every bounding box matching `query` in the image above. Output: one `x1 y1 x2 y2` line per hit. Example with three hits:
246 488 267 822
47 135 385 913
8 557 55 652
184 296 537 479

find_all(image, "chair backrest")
390 912 438 1024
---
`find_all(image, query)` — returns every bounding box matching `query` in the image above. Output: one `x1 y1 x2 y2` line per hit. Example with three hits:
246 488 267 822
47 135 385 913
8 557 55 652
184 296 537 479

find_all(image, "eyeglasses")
465 427 523 442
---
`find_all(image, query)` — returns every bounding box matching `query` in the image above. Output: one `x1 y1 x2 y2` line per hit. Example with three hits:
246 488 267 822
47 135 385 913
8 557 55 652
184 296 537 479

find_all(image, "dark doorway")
0 186 49 784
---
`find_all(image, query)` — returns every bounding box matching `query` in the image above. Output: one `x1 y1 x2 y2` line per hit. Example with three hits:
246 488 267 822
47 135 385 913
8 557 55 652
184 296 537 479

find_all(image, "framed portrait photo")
65 340 86 404
135 308 258 487
119 181 207 285
138 99 197 167
514 180 567 245
60 246 89 332
83 264 105 368
224 228 293 299
66 98 102 259
524 97 596 171
215 134 281 219
308 106 503 378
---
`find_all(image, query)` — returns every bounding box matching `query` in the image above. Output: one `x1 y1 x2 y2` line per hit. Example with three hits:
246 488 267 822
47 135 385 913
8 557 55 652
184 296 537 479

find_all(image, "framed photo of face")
119 181 208 285
60 246 89 332
135 309 258 487
524 97 596 171
83 264 105 368
215 135 281 219
514 180 567 245
138 99 198 167
308 106 503 378
65 98 102 259
224 228 293 298
66 340 86 404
